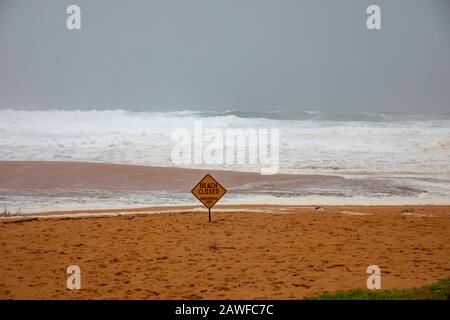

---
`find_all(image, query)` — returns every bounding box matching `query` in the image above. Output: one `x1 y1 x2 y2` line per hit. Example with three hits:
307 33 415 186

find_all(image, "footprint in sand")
293 283 310 289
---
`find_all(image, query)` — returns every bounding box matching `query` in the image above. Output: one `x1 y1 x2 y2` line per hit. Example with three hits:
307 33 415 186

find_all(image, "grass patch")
305 278 450 300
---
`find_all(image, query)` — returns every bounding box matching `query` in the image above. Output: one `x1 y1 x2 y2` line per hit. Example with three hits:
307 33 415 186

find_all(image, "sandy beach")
1 204 449 299
1 161 449 299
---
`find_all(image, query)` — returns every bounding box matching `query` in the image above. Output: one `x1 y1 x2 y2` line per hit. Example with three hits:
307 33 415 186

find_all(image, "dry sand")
1 205 449 299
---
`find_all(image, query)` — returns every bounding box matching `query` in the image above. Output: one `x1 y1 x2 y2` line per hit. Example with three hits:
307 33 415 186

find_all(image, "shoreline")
1 161 450 214
1 204 450 221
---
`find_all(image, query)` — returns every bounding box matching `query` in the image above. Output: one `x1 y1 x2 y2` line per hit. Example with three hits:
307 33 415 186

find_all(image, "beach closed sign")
191 174 226 221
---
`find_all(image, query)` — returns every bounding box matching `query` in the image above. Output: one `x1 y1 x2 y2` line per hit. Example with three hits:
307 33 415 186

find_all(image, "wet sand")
0 160 339 192
1 205 449 299
0 161 425 200
1 160 438 216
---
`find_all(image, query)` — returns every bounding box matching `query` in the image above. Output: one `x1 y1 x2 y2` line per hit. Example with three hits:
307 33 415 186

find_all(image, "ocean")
1 109 450 212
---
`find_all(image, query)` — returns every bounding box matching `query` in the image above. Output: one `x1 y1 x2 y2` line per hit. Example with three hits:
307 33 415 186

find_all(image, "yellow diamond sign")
191 174 227 210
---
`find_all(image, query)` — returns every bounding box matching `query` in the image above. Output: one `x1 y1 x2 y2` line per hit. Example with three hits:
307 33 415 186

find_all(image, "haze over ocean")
1 0 450 113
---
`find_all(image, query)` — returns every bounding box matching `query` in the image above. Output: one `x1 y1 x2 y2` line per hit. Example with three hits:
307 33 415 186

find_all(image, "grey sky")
0 0 449 112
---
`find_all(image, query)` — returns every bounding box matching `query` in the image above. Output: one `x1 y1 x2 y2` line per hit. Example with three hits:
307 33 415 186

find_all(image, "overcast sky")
0 0 449 112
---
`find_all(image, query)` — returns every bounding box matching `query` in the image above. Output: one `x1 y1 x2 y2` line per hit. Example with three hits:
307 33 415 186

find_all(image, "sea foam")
1 109 450 212
1 109 449 176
